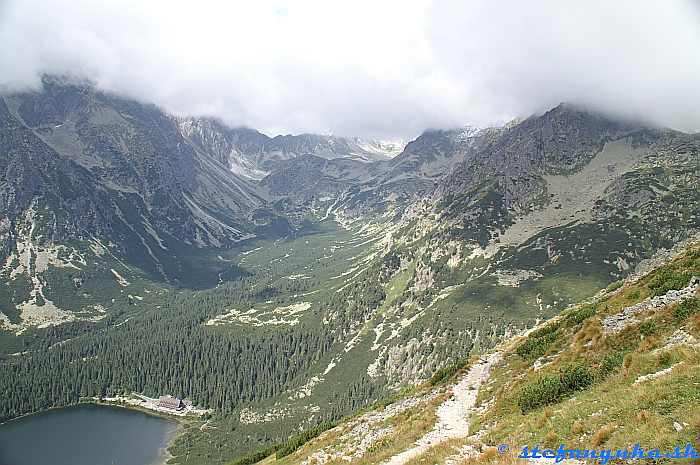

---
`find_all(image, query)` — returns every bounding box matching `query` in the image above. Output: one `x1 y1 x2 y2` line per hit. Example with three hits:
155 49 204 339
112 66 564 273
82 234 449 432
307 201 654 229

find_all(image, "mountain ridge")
178 116 405 181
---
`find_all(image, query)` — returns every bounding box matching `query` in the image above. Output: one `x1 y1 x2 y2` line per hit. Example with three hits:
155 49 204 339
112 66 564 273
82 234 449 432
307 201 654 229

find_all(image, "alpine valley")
1 77 699 464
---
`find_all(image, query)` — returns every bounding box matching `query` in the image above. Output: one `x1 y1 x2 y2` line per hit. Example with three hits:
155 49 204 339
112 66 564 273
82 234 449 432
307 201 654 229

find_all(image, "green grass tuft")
599 350 626 377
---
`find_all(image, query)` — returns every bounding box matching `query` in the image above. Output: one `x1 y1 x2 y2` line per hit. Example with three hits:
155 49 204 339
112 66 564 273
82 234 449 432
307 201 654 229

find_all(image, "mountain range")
0 76 698 464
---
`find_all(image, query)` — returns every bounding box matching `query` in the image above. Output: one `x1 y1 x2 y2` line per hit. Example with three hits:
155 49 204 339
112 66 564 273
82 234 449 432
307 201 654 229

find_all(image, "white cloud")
1 0 699 139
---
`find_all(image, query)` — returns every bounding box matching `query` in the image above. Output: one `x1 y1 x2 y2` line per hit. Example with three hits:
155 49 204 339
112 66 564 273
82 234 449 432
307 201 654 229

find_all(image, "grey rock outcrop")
602 276 700 333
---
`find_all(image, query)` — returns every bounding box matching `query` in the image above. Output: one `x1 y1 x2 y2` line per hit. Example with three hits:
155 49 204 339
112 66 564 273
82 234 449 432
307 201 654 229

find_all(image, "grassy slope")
263 241 700 465
468 242 700 462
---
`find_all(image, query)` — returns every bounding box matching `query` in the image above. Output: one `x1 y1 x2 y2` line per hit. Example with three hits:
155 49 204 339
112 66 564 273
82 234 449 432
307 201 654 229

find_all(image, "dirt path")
382 352 502 465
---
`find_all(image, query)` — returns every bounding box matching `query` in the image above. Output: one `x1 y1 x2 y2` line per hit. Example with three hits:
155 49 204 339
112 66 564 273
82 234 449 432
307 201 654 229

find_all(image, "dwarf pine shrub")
675 297 699 321
516 366 594 413
516 322 562 360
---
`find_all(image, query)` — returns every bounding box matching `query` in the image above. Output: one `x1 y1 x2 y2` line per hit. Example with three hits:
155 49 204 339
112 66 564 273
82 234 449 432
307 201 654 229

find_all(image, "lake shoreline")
0 399 185 427
155 421 183 465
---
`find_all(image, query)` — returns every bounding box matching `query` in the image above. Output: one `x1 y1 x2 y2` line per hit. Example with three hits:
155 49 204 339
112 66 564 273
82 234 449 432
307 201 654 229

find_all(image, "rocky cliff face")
0 93 111 243
0 77 273 286
386 126 484 179
178 116 404 181
434 103 653 211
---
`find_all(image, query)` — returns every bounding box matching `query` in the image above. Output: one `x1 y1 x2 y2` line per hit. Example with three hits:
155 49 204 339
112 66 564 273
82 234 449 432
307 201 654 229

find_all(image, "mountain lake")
0 404 179 465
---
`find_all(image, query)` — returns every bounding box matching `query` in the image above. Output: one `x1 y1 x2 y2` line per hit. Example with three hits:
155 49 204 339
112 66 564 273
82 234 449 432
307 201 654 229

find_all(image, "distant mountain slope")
386 126 485 179
235 238 700 465
373 104 698 270
3 77 265 239
430 104 655 243
311 105 700 399
179 117 404 180
0 77 275 292
257 125 491 222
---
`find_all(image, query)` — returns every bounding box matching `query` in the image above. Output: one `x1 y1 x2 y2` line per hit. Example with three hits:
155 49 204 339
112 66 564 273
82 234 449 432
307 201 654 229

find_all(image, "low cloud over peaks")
1 0 699 139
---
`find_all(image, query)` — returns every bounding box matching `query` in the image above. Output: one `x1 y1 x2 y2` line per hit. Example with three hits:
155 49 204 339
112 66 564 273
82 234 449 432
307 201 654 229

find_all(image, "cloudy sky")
1 0 699 139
